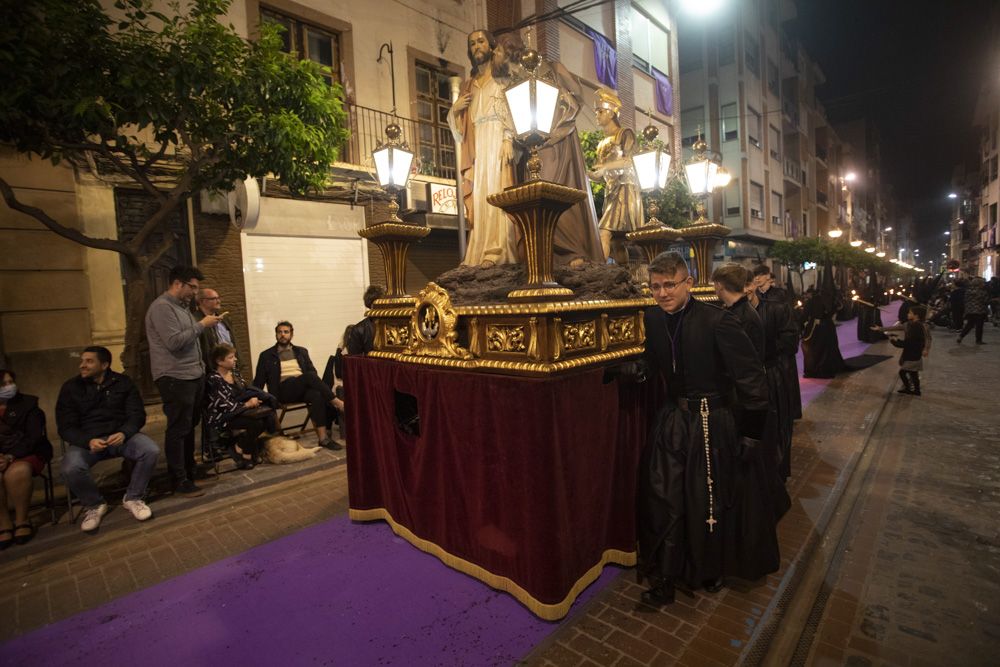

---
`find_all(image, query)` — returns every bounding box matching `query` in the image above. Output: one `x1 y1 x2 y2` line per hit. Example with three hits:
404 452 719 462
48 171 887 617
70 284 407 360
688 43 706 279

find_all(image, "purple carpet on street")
2 515 619 666
1 305 894 666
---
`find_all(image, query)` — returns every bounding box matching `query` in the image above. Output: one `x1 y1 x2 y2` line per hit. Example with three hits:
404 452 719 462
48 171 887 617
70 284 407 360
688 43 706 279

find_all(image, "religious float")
345 47 731 620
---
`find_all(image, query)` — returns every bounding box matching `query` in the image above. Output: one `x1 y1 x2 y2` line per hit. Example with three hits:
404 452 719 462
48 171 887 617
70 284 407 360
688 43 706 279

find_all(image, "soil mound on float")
434 261 644 306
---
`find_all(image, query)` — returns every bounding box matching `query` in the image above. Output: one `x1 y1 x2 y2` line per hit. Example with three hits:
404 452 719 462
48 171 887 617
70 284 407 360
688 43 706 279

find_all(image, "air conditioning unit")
404 180 431 213
751 208 763 219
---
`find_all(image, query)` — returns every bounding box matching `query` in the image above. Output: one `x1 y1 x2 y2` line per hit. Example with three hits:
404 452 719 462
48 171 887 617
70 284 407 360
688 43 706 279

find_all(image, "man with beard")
638 252 778 606
447 29 518 267
145 265 222 497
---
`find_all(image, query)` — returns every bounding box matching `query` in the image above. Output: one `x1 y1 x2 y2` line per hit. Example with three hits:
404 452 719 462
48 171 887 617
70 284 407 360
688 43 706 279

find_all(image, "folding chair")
277 402 313 438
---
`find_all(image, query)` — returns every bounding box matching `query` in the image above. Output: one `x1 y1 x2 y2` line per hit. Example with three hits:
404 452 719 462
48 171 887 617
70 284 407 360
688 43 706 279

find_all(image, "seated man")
346 285 385 355
253 321 341 451
57 346 160 532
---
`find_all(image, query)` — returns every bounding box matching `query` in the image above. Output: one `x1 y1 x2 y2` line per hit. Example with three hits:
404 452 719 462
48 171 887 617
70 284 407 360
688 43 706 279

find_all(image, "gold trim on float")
349 506 636 621
368 345 645 374
507 286 574 301
455 297 653 316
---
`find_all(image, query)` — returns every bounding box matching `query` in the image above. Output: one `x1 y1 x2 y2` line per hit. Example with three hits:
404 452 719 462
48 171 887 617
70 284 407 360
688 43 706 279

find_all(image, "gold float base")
369 283 651 377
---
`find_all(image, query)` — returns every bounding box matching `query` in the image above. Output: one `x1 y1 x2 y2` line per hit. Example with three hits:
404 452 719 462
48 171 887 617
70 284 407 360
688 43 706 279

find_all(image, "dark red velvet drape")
344 356 647 619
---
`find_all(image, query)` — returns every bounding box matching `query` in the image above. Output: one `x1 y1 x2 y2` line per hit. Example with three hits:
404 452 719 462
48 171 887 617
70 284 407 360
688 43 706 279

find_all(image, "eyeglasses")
651 277 691 291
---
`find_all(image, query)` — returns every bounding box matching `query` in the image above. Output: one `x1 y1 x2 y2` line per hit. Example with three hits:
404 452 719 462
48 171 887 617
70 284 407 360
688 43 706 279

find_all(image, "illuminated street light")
948 193 958 199
944 231 950 236
876 250 886 258
865 246 876 253
844 172 857 182
680 0 726 16
828 227 843 239
883 227 892 232
850 239 863 247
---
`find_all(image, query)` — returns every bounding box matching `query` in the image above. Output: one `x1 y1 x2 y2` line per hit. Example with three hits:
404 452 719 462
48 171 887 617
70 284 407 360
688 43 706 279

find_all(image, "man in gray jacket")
145 265 223 497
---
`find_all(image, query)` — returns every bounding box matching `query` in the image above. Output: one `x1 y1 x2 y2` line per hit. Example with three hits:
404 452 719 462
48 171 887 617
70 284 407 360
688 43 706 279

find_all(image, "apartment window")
747 107 762 149
721 103 738 142
992 155 999 181
414 61 456 180
679 32 703 73
557 0 605 31
631 5 670 75
717 24 735 66
725 178 741 215
681 106 704 149
771 191 783 227
769 125 781 160
767 59 780 97
750 181 764 219
261 8 341 86
992 203 998 226
744 32 760 77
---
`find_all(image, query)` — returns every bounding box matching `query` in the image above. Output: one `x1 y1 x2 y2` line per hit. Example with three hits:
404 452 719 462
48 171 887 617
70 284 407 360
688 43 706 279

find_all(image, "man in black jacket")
638 252 777 606
346 285 385 355
253 321 340 450
57 346 159 532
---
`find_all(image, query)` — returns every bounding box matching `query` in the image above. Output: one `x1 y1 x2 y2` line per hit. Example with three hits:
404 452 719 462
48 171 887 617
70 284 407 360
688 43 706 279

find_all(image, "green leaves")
0 0 348 195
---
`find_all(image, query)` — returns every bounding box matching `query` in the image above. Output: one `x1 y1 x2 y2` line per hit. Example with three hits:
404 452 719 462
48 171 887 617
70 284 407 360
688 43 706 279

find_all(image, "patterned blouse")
206 370 254 428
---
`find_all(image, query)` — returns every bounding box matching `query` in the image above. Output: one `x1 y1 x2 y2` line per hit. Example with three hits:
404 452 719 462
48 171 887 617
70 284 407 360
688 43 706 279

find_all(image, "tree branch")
139 228 181 273
0 176 137 261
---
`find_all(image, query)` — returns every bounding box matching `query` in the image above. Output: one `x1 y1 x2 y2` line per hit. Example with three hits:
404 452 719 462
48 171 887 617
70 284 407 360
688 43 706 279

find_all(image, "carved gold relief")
407 283 473 360
486 324 527 353
468 317 481 357
607 317 635 345
561 321 596 352
383 324 411 347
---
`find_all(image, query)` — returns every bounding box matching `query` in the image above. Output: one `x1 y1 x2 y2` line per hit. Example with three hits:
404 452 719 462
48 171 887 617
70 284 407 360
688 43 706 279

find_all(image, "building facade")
0 0 681 416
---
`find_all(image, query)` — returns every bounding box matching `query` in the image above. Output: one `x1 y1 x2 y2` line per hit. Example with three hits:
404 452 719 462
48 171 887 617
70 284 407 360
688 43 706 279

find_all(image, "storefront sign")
430 183 458 215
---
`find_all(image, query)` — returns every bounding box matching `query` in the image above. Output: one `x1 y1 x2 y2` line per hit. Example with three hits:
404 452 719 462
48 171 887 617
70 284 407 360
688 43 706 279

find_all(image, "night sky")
790 0 996 254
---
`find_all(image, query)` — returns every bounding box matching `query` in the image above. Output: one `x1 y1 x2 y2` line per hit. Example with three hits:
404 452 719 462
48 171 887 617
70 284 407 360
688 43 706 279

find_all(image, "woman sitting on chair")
205 345 278 470
0 369 53 548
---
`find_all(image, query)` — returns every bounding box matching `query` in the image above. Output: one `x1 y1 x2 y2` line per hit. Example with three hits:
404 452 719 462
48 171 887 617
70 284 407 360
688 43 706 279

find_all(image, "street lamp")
684 131 720 197
632 125 672 192
372 122 414 222
503 50 559 182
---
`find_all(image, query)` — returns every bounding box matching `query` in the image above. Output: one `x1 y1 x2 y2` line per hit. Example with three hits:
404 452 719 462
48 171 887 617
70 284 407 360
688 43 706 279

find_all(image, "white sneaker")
122 496 152 521
80 503 109 532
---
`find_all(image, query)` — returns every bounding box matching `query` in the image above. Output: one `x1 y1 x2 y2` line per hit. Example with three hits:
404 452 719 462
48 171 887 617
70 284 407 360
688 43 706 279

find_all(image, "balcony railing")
783 157 804 183
815 146 828 162
342 104 457 181
816 190 828 207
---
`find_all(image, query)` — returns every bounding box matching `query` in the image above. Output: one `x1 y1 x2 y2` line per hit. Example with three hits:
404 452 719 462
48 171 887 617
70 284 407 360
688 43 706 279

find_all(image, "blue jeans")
61 433 160 508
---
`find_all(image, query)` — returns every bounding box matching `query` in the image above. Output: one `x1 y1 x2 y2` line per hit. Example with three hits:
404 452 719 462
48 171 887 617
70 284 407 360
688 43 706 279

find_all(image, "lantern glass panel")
685 159 715 195
505 81 533 135
534 79 559 134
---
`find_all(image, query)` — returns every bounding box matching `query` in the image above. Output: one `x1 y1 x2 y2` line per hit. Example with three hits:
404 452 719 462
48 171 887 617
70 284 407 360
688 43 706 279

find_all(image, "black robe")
755 297 799 488
801 294 845 378
760 289 802 420
638 297 779 589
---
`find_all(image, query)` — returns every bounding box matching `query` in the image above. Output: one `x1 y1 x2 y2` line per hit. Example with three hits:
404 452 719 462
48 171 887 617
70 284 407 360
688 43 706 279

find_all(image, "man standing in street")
57 346 159 532
145 265 222 497
254 321 341 451
638 252 777 606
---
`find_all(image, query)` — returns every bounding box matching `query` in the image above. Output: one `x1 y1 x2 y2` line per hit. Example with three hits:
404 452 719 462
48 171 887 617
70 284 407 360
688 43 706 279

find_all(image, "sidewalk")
1 310 916 663
12 413 345 558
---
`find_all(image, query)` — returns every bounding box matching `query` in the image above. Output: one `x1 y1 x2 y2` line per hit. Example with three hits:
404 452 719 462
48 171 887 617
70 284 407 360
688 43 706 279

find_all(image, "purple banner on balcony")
652 68 672 116
586 28 617 89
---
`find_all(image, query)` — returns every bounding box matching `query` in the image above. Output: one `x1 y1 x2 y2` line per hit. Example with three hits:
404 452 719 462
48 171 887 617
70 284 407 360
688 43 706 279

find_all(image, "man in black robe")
638 253 777 606
754 265 802 419
747 277 799 487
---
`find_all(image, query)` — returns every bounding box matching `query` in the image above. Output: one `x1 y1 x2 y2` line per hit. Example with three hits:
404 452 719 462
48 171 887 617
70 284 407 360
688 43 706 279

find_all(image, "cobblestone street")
2 318 999 666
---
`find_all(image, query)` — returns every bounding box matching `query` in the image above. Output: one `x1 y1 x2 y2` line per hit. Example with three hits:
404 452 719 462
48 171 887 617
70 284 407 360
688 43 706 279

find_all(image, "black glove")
602 360 648 385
